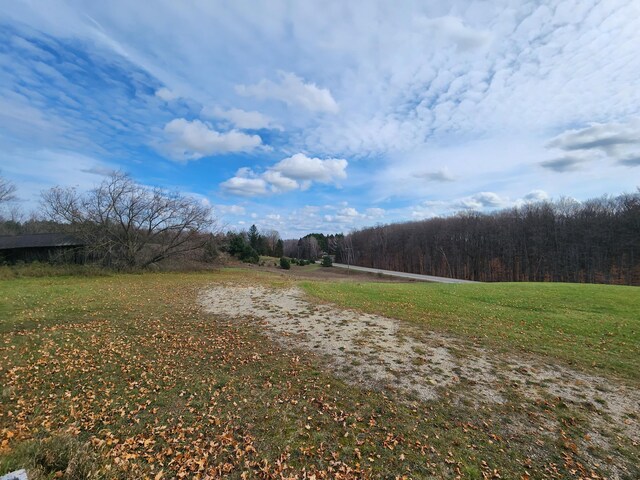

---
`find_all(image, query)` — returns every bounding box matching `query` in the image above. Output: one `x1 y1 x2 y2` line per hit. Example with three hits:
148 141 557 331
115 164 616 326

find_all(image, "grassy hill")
1 268 638 478
303 281 640 382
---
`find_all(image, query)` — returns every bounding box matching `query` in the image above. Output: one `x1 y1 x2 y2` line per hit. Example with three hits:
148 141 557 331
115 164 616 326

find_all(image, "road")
332 263 477 284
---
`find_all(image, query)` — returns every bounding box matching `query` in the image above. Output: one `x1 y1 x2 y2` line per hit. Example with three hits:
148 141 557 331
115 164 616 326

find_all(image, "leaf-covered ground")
1 270 638 479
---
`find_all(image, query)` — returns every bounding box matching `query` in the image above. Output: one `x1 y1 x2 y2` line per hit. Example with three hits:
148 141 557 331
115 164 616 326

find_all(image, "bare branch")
0 173 17 204
40 171 215 269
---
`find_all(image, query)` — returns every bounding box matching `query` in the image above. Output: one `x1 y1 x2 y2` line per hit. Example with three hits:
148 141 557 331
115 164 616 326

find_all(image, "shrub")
202 238 219 263
321 255 333 267
241 246 259 264
280 257 291 270
228 234 247 257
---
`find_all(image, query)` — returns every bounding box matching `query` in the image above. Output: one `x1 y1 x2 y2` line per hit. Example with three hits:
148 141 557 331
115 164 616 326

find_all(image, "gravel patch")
200 285 639 443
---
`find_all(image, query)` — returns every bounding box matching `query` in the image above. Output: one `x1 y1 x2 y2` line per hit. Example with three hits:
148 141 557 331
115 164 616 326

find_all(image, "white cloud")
421 200 448 208
419 16 491 51
365 207 385 218
155 87 179 101
411 207 439 220
219 153 348 197
408 189 555 220
272 153 347 182
163 118 262 161
455 192 505 210
215 204 246 215
201 106 281 130
220 168 268 196
298 1 640 164
262 170 299 193
236 71 339 113
322 206 367 226
523 190 549 202
4 0 639 235
338 207 359 217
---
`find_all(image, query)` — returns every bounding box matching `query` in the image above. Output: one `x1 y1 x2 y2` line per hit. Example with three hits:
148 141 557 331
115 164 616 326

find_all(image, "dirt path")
200 285 639 446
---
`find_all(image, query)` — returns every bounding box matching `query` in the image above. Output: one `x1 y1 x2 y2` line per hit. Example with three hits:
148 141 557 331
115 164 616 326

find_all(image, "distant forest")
283 192 639 285
331 192 639 285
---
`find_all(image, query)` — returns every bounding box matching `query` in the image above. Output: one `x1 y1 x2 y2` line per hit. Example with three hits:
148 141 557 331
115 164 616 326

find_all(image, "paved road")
332 263 476 284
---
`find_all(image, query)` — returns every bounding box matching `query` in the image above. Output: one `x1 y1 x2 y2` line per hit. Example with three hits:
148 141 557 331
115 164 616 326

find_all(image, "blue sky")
1 0 639 237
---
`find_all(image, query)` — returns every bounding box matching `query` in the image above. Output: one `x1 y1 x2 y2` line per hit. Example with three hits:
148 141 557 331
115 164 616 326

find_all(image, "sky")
1 0 639 237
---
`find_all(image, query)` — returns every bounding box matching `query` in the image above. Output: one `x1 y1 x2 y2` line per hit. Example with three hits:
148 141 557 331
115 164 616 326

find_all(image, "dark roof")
0 233 85 250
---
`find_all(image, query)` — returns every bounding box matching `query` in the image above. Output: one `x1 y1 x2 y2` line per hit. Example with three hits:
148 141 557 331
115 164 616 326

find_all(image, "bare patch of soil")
200 285 640 449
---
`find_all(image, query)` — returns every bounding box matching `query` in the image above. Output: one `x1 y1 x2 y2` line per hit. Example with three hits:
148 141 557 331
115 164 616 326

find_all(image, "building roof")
0 233 85 250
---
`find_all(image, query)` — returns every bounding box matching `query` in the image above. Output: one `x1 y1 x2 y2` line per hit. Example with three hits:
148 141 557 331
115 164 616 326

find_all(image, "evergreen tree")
248 224 260 251
275 239 284 257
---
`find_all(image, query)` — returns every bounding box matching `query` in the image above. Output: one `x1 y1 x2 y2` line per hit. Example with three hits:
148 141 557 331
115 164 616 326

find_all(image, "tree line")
2 170 638 284
330 193 639 285
0 171 290 269
282 233 344 260
224 224 284 263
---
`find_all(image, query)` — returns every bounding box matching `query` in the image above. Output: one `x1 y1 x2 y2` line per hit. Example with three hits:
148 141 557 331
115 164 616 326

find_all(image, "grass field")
1 269 638 478
302 281 640 382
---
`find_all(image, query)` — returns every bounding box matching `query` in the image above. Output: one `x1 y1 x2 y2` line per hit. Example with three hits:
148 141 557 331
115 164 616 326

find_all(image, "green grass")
301 281 640 382
1 269 638 478
297 262 321 271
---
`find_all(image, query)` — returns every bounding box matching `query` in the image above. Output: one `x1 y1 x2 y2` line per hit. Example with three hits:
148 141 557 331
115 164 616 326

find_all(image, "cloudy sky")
1 0 639 237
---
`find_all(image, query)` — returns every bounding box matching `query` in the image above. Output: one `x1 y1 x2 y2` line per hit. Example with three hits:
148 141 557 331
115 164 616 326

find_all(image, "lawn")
1 269 638 478
302 281 640 382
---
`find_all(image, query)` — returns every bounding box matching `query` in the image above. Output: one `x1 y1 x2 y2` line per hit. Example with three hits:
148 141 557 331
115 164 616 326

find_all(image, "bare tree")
282 239 299 258
0 173 17 204
41 172 215 268
0 173 20 229
295 235 320 260
263 229 281 256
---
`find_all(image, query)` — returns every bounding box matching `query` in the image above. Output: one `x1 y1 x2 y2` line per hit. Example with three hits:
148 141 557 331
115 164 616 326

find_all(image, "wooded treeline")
335 193 640 285
283 233 344 260
223 224 283 263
